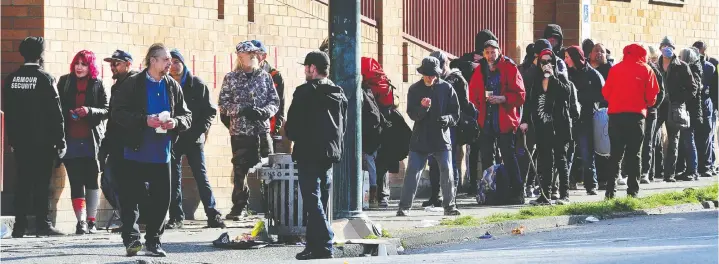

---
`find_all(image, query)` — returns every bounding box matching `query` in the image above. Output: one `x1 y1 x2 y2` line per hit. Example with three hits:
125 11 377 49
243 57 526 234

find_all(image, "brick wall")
589 0 718 61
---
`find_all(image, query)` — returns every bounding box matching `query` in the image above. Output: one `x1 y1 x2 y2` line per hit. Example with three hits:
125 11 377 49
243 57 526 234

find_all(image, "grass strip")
441 184 718 226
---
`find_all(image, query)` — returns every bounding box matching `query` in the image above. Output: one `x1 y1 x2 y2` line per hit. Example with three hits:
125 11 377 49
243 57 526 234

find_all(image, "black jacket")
2 64 65 150
659 56 696 107
376 107 412 168
110 70 192 151
568 63 605 122
687 61 704 126
362 87 388 154
261 62 285 122
406 79 460 153
178 72 217 144
57 74 109 159
523 54 575 141
646 62 666 118
286 78 348 164
104 70 139 152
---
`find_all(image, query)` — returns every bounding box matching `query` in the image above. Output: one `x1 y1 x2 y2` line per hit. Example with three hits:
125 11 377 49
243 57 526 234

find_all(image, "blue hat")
251 40 267 53
236 41 261 53
104 49 133 62
170 48 185 65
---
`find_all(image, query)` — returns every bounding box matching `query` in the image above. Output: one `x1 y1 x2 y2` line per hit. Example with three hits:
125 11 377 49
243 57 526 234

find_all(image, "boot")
369 186 378 208
12 219 27 238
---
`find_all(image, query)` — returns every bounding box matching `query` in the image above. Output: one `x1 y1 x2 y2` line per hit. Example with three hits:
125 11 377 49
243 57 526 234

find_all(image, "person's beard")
241 57 260 72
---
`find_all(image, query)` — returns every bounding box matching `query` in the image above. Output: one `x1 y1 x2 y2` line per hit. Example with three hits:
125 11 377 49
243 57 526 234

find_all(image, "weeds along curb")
393 202 715 251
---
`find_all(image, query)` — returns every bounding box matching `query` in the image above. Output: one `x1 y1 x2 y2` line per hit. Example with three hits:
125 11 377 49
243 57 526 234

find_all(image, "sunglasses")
540 60 552 65
110 62 124 67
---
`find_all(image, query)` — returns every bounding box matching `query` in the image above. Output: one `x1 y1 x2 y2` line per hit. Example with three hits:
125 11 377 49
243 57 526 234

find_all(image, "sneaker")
617 177 627 185
530 197 551 206
421 198 442 208
11 222 26 238
664 177 677 183
586 189 598 195
379 199 389 208
605 191 616 200
76 221 88 235
125 240 143 256
569 182 580 190
525 186 536 198
295 249 333 260
396 209 409 216
444 207 461 216
146 242 167 257
640 176 650 184
676 174 695 181
87 221 97 234
164 219 184 229
550 193 559 200
225 210 247 221
207 215 227 229
556 197 571 205
36 226 66 237
700 172 714 178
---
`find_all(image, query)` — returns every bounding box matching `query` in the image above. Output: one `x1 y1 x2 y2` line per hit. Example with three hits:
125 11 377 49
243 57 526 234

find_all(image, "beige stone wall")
589 0 719 61
37 0 380 230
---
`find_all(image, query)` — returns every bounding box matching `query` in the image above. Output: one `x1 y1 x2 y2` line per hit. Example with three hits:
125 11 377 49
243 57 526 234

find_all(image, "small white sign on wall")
581 0 592 41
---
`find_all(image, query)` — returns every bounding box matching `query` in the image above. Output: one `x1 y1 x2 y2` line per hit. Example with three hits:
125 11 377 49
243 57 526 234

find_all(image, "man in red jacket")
602 44 660 199
468 40 526 204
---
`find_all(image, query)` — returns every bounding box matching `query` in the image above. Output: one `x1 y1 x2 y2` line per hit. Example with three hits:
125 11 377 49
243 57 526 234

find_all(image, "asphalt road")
3 211 716 263
329 210 719 264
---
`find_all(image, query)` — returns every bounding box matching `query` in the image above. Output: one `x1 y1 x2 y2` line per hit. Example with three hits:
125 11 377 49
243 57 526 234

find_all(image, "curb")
392 202 717 251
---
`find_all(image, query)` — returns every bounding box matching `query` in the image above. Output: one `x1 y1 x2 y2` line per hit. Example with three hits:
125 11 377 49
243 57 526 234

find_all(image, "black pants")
641 113 658 178
63 157 99 199
651 118 666 180
118 159 171 246
297 161 334 254
13 146 56 228
374 158 391 202
607 113 645 195
169 140 220 221
468 140 481 191
480 131 523 193
535 128 570 198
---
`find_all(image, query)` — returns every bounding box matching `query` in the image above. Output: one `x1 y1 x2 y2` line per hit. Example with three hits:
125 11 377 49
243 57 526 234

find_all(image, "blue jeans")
363 152 378 186
399 150 456 209
297 161 334 253
697 100 715 173
169 140 220 221
576 121 597 190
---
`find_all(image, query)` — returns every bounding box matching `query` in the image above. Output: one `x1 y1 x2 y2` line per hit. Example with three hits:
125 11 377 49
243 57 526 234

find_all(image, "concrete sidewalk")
0 177 715 264
367 178 717 233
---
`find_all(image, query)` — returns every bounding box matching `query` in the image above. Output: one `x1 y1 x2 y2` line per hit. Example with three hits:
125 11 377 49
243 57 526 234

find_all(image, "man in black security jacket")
3 37 66 238
111 43 192 257
165 49 225 230
285 51 347 260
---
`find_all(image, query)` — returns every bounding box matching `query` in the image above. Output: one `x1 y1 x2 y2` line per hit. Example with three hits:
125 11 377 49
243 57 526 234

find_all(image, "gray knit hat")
429 51 449 69
660 36 675 49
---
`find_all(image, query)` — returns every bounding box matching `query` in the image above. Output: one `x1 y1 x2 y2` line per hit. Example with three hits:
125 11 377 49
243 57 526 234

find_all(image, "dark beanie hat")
581 39 595 60
170 49 186 65
533 39 552 55
474 29 498 54
19 36 44 61
693 41 707 50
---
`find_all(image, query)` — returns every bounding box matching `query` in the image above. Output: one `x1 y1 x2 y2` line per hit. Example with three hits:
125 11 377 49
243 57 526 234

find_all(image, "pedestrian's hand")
244 107 265 121
75 107 89 118
519 123 529 133
489 95 506 104
147 115 162 128
421 98 432 108
161 118 177 130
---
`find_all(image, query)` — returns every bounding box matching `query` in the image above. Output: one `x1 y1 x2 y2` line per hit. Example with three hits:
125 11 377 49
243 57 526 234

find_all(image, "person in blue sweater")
111 43 192 257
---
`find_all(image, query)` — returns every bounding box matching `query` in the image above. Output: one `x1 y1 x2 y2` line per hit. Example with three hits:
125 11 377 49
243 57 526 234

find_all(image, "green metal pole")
328 0 365 219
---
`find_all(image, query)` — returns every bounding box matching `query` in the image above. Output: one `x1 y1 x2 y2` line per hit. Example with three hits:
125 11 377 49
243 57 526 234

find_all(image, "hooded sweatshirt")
602 44 660 117
543 24 565 60
565 46 606 122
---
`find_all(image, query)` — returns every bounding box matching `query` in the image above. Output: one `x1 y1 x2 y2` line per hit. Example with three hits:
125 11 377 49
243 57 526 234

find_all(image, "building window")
218 0 224 19
649 0 685 5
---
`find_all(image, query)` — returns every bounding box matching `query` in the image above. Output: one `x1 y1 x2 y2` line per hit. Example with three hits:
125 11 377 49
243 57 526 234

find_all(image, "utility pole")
328 0 365 220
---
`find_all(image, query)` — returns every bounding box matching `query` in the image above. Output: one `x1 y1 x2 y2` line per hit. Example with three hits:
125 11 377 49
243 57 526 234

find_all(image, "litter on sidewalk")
585 216 600 223
479 232 493 239
212 221 271 250
415 220 440 228
424 206 444 213
511 226 525 235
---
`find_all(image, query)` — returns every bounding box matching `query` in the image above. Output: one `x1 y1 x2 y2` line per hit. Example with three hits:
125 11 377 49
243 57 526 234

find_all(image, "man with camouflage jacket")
219 41 280 220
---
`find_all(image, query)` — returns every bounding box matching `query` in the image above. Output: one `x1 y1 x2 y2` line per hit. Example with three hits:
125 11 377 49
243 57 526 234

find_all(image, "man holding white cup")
468 40 527 205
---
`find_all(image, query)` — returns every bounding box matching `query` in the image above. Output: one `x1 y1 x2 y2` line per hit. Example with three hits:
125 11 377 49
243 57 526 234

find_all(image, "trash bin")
258 154 332 242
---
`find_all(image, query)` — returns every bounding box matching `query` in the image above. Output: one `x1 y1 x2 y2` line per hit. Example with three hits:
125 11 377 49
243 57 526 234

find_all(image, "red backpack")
361 57 398 108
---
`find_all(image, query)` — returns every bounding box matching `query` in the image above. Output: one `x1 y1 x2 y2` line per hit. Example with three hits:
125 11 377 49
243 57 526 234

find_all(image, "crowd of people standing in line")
2 23 717 260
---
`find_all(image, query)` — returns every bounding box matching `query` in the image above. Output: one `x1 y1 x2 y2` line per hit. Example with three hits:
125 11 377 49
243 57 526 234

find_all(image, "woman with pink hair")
57 50 109 234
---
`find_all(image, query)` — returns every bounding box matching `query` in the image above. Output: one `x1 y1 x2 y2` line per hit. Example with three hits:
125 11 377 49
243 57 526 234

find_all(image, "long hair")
144 43 169 68
234 53 260 72
70 50 99 79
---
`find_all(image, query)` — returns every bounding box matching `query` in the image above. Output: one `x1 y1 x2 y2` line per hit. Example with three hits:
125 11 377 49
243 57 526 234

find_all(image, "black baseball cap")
300 51 330 66
104 49 133 62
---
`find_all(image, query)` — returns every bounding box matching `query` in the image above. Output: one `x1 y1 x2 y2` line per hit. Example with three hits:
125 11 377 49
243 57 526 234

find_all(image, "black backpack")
362 88 390 154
